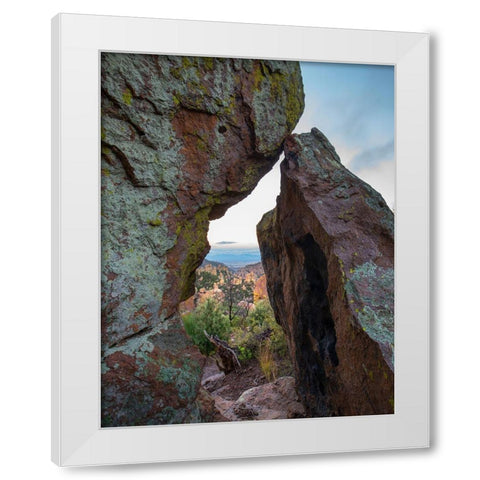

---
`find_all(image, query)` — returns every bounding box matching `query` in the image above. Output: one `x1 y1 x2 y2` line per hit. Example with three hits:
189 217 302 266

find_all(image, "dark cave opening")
294 233 338 414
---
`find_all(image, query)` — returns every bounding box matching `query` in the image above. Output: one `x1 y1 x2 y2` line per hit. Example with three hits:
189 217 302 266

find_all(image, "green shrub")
231 299 289 367
231 326 257 362
248 299 273 328
237 344 255 363
182 299 231 355
249 300 289 358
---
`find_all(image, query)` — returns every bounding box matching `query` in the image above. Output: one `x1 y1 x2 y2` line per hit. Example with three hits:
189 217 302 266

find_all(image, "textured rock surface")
201 371 226 392
188 387 228 423
101 53 304 426
209 377 305 421
257 128 394 417
232 377 305 420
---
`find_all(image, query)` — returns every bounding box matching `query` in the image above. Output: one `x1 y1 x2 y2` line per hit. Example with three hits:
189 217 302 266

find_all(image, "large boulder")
257 128 394 417
101 53 304 426
210 377 305 421
233 377 306 420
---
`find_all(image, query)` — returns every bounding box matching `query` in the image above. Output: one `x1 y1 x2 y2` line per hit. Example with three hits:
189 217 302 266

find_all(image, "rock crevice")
257 128 394 417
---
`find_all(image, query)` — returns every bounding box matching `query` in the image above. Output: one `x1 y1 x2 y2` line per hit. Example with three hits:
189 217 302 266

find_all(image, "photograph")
100 52 394 427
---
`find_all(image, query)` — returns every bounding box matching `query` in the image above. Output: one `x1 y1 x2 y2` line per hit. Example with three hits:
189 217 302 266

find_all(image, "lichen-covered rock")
101 53 304 426
101 316 205 426
186 387 228 423
257 128 394 417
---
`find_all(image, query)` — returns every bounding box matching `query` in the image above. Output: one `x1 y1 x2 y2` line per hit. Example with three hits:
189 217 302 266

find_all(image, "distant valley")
205 245 262 270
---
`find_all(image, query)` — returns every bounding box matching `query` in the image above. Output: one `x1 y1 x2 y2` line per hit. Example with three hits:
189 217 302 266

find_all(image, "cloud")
350 139 394 171
331 143 361 169
299 62 394 149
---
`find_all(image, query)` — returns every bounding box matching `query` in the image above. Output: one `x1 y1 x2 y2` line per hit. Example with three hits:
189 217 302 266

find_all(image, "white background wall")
1 0 478 478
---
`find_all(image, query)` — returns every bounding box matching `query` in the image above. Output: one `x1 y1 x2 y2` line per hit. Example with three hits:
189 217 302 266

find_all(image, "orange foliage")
254 275 268 303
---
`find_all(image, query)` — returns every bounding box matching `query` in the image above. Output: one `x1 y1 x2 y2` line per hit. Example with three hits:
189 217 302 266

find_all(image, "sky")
208 62 395 246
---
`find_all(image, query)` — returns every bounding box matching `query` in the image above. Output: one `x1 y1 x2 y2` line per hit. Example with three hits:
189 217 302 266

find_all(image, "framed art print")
52 13 429 466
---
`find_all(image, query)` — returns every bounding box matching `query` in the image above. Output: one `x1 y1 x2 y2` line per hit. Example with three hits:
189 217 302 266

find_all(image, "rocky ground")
201 357 305 421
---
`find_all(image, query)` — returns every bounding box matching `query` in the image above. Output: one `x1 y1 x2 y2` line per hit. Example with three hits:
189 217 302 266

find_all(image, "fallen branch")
204 330 241 373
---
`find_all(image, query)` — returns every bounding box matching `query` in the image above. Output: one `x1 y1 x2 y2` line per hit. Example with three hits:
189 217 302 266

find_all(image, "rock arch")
100 53 304 426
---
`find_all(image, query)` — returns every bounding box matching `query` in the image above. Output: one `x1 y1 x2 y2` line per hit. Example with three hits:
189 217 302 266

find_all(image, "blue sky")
296 62 394 174
208 62 395 245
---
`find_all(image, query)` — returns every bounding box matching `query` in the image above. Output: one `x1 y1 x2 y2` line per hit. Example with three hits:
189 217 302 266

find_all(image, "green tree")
249 299 274 327
196 270 219 291
219 270 254 322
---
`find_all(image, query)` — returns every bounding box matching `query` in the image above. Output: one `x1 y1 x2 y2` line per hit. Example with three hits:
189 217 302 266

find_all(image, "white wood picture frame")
52 13 429 466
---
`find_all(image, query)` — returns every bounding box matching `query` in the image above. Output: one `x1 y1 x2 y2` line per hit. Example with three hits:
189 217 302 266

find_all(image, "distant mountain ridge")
236 262 264 278
201 259 232 271
205 245 261 269
200 259 264 279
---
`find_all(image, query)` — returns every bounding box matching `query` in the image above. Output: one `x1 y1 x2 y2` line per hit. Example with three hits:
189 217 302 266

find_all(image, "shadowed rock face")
257 128 394 417
100 53 304 426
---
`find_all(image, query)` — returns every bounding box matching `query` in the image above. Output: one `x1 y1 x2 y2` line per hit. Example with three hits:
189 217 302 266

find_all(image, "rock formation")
201 357 304 421
257 128 394 417
232 377 305 420
101 53 304 426
253 274 268 302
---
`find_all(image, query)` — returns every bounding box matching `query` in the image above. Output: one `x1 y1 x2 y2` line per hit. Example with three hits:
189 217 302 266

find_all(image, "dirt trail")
201 357 305 421
202 357 267 399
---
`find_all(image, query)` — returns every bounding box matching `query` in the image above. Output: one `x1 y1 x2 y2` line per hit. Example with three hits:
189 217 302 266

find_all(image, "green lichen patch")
251 62 305 155
337 206 355 222
175 357 203 401
203 57 214 71
176 207 211 301
240 164 262 192
365 192 394 234
345 261 394 369
122 87 133 105
148 213 163 227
